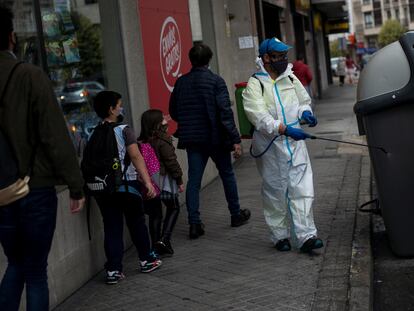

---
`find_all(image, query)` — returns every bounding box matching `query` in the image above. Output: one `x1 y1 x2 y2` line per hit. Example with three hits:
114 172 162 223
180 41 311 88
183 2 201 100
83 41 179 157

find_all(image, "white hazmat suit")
242 61 317 247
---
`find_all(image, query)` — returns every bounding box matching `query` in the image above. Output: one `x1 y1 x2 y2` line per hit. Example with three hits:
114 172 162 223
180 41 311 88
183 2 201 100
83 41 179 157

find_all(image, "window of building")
364 12 374 28
85 0 98 4
4 2 41 67
362 0 371 5
373 1 382 26
395 8 400 19
5 0 107 156
410 4 414 21
367 37 377 48
386 9 392 19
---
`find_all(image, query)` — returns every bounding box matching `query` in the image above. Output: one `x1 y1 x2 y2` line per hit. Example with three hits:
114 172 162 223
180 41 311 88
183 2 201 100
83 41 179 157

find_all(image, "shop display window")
3 0 106 156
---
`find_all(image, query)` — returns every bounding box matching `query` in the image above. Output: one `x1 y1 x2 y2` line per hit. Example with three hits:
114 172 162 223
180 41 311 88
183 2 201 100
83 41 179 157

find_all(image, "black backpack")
81 122 128 195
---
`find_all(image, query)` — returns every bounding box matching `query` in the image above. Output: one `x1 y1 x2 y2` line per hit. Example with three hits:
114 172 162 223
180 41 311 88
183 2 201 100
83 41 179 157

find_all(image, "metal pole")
32 0 49 75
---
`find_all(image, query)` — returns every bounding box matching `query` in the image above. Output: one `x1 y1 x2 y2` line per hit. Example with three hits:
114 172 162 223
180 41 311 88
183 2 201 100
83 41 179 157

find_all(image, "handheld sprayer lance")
309 135 388 154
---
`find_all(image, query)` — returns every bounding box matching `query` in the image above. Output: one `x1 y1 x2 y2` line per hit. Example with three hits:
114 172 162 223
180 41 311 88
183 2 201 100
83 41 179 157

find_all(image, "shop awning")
311 0 348 20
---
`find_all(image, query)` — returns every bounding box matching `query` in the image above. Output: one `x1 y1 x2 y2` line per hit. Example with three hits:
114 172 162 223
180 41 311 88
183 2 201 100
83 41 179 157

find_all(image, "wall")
197 0 257 97
192 0 257 181
316 30 329 92
228 0 259 83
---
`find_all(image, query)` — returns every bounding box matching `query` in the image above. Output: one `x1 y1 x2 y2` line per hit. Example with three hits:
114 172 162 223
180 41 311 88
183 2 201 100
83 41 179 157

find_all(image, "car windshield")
63 85 83 92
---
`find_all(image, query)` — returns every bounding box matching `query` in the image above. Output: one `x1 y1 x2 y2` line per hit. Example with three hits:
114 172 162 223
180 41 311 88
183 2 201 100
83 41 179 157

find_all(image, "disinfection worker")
242 38 323 252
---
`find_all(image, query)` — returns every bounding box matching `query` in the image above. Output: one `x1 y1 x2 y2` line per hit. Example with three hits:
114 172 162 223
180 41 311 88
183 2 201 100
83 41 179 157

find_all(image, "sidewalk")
55 84 372 311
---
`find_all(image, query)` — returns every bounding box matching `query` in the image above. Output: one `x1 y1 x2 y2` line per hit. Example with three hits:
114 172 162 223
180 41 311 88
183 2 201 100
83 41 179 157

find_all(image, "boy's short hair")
93 91 122 119
188 43 213 67
0 5 14 51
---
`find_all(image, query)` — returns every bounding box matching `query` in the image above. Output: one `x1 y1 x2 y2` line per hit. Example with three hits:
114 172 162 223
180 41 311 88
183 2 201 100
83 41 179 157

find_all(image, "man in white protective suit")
242 37 323 253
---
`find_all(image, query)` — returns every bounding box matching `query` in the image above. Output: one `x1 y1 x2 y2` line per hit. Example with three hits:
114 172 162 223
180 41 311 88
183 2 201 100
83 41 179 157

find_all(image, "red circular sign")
159 17 182 92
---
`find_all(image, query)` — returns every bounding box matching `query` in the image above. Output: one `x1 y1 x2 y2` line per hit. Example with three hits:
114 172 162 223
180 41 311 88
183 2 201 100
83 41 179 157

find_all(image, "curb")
348 155 373 311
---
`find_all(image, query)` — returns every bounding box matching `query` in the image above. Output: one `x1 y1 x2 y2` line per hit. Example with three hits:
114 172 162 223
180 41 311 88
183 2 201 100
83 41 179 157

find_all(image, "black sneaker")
275 239 291 251
154 240 174 256
105 270 125 285
300 238 324 253
231 209 251 227
189 223 205 239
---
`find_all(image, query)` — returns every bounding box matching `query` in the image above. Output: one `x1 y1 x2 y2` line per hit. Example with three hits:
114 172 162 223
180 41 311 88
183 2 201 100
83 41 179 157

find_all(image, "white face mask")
114 106 124 122
118 107 124 116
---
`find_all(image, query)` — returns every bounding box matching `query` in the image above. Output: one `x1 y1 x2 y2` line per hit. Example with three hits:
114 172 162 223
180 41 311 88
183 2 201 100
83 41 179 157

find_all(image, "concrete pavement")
55 83 372 311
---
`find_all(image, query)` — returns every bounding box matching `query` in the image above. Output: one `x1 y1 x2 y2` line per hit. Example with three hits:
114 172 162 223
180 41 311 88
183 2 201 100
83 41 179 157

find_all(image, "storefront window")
39 0 105 156
1 1 42 66
2 0 106 156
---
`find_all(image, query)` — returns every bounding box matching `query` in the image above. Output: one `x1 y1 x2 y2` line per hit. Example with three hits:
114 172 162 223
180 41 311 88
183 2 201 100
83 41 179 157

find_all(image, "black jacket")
169 67 241 150
0 51 84 199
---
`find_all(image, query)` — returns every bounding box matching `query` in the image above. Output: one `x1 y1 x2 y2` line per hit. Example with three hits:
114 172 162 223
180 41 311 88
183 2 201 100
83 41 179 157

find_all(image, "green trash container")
235 82 253 138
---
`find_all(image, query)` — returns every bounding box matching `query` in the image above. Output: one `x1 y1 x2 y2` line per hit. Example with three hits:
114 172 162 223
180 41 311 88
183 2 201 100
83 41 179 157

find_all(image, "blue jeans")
186 148 241 224
0 187 57 311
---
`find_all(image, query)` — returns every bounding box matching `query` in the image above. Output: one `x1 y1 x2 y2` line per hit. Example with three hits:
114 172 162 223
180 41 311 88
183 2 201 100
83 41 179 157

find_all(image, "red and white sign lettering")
160 17 182 92
138 0 192 133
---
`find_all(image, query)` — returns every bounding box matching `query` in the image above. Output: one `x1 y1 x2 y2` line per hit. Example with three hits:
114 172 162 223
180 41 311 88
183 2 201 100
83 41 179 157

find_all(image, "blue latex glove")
284 125 312 141
301 111 317 127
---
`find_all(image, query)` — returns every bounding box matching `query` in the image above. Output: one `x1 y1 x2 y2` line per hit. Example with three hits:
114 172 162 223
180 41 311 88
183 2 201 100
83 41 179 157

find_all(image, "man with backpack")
242 37 323 253
0 6 85 310
169 43 251 239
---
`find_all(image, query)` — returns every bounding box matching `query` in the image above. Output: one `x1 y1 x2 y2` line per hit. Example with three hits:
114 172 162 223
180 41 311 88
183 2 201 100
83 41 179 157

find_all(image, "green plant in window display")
71 12 103 79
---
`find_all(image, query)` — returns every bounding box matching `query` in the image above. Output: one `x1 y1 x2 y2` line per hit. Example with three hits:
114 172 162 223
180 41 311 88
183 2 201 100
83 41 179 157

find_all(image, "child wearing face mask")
87 92 162 285
138 109 184 256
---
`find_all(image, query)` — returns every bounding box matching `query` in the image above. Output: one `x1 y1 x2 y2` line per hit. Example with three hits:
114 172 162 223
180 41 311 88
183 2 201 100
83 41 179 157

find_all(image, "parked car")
59 81 105 113
80 81 106 98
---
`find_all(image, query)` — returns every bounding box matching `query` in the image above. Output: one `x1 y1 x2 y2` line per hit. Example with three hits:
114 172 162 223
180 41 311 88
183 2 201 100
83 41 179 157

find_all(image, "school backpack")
81 122 127 195
138 142 161 199
0 62 32 206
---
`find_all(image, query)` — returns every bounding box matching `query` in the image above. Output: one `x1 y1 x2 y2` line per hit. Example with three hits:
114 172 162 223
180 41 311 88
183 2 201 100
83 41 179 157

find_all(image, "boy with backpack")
81 91 161 284
138 109 184 256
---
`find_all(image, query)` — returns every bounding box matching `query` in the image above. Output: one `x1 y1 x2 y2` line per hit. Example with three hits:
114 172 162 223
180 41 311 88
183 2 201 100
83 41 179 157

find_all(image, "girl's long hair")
138 109 164 142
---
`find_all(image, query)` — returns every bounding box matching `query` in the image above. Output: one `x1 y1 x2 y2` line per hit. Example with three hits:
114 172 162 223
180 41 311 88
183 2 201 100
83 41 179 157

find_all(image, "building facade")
352 0 413 51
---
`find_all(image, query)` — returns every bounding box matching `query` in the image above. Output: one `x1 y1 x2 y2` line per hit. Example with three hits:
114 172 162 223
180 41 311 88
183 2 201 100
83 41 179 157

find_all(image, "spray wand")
309 135 388 154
